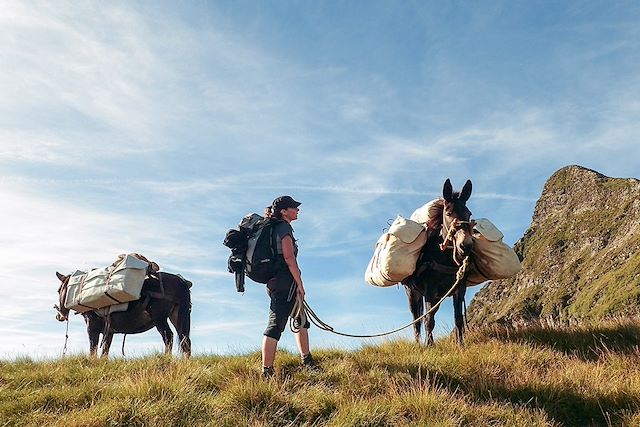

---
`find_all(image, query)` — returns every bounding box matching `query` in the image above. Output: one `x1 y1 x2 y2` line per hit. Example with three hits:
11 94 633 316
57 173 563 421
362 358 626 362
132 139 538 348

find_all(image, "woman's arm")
281 234 304 297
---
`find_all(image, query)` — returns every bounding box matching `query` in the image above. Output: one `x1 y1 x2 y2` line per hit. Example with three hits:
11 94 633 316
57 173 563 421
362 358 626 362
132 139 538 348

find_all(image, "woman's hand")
282 235 305 298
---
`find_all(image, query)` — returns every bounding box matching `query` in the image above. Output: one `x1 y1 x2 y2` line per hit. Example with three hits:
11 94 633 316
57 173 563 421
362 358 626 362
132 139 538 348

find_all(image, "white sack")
64 254 149 313
365 216 427 287
410 198 444 230
466 218 522 286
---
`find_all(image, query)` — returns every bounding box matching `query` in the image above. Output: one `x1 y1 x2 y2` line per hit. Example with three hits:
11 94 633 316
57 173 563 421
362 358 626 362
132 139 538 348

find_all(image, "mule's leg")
100 330 114 358
452 285 467 347
85 315 101 357
424 296 437 346
88 329 100 357
405 286 424 344
169 304 192 358
154 318 174 355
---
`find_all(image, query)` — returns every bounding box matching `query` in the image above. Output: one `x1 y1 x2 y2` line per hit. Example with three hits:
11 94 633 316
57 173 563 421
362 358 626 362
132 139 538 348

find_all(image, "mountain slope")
468 165 640 327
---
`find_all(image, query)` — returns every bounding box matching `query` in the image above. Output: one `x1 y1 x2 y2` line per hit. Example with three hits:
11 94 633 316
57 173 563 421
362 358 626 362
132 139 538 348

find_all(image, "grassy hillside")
2 320 640 427
468 166 640 327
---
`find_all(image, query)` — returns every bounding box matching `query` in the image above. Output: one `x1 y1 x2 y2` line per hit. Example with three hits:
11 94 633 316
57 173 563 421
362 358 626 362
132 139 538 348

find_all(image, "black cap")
272 195 301 211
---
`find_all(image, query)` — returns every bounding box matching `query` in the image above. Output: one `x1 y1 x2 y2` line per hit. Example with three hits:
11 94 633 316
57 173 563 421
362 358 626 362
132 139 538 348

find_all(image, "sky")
1 1 639 359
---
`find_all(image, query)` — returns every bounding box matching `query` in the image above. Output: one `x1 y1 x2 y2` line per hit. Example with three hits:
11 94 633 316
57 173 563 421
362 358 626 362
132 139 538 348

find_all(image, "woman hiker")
261 195 316 378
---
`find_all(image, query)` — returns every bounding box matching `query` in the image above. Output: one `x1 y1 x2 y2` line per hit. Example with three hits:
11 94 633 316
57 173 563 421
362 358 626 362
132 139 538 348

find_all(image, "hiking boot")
262 366 275 379
301 353 319 371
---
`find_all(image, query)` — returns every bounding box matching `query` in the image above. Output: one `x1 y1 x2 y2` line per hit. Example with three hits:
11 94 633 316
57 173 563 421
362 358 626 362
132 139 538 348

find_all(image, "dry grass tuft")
2 320 640 426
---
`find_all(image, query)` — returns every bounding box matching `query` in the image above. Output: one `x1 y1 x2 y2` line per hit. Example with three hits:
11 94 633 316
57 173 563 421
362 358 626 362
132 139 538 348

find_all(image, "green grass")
2 321 640 426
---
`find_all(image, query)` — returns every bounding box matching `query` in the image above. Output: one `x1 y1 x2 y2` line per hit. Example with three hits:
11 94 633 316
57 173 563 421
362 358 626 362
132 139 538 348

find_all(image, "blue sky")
1 1 639 358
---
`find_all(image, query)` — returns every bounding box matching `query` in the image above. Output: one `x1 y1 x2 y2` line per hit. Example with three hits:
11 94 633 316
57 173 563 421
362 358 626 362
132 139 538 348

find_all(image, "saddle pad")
94 303 129 318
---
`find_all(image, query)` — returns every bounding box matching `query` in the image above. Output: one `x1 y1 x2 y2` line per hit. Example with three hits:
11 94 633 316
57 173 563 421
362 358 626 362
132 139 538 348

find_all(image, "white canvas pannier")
64 254 149 313
365 216 427 287
466 218 522 286
410 198 444 230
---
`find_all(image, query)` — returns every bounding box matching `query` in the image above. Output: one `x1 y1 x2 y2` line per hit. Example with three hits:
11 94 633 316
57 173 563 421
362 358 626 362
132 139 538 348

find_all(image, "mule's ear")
443 179 453 201
460 180 472 202
56 272 66 282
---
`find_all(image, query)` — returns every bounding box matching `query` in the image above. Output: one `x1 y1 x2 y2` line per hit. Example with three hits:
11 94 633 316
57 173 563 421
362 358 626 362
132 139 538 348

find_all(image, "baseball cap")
272 195 301 211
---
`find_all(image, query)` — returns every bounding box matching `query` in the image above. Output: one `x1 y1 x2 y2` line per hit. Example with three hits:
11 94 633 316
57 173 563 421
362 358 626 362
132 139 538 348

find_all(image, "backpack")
223 214 283 291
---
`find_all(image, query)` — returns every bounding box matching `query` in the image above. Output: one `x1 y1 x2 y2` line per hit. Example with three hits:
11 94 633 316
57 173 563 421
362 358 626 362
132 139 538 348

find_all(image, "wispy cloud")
1 2 639 359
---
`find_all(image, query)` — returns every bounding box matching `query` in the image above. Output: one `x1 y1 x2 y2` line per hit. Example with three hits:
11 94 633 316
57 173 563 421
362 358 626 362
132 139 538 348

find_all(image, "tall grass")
2 320 640 426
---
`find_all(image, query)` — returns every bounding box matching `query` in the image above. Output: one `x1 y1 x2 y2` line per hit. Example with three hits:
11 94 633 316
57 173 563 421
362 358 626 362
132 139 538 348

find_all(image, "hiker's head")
271 195 301 221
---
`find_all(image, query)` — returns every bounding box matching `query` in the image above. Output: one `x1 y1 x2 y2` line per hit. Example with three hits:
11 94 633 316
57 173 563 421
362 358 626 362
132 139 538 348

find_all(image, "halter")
54 279 70 322
439 218 475 251
439 205 475 267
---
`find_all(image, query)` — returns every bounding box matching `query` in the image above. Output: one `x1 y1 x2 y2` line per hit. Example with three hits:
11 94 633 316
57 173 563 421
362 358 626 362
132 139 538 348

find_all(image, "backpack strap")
269 219 284 273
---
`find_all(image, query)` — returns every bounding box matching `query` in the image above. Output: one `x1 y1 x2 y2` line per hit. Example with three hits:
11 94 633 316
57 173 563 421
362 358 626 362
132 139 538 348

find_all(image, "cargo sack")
64 254 149 313
410 198 444 230
112 252 159 274
365 216 427 287
466 218 522 286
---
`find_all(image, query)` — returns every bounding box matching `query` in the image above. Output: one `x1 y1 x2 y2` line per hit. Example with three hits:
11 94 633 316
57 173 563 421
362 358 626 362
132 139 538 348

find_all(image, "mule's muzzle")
458 241 473 257
54 304 68 322
453 232 474 265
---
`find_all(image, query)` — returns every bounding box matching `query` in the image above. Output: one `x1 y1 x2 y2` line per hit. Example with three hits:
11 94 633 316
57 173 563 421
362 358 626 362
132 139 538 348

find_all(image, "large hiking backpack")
223 214 283 291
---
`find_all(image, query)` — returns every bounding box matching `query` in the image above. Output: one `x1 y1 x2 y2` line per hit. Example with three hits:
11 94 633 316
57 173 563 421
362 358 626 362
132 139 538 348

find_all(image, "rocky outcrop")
467 165 640 327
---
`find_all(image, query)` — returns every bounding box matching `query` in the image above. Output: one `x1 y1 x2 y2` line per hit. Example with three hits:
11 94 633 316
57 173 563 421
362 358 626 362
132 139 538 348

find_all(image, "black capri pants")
263 269 310 341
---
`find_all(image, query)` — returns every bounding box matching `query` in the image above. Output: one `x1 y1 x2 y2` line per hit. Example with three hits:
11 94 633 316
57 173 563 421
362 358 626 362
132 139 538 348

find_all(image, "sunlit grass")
2 320 640 426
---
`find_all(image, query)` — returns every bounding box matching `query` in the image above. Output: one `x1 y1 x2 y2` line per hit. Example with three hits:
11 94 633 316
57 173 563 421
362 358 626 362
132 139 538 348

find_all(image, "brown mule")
55 271 192 357
403 179 474 347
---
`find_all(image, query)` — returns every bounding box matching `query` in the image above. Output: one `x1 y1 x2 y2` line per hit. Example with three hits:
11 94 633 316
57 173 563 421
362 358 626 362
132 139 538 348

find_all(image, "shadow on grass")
474 321 640 361
380 358 636 427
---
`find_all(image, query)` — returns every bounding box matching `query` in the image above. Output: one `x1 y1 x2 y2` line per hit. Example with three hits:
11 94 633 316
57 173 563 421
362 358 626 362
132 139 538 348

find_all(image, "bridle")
54 277 70 322
439 206 475 265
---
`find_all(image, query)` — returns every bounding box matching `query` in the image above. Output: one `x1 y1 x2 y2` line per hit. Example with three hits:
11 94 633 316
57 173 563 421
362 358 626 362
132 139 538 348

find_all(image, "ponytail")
264 206 274 219
265 205 284 220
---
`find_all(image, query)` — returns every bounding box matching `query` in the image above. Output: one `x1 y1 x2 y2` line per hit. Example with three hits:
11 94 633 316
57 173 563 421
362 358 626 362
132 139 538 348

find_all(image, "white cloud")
0 2 159 133
1 2 639 359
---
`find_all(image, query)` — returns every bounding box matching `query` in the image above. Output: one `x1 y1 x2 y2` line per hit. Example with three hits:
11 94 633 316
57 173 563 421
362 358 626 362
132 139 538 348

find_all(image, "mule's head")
54 272 70 322
442 179 473 264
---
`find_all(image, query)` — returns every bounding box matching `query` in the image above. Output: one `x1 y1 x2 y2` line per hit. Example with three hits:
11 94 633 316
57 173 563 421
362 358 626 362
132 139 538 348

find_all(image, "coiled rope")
290 256 469 338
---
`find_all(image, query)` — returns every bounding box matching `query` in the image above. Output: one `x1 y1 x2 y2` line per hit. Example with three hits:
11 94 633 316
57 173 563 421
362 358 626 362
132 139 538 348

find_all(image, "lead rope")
463 298 469 331
439 219 460 251
290 256 469 338
62 318 69 356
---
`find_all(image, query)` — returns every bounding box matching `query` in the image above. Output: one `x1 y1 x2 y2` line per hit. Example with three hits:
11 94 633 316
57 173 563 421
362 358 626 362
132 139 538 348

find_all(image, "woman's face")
282 206 299 222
